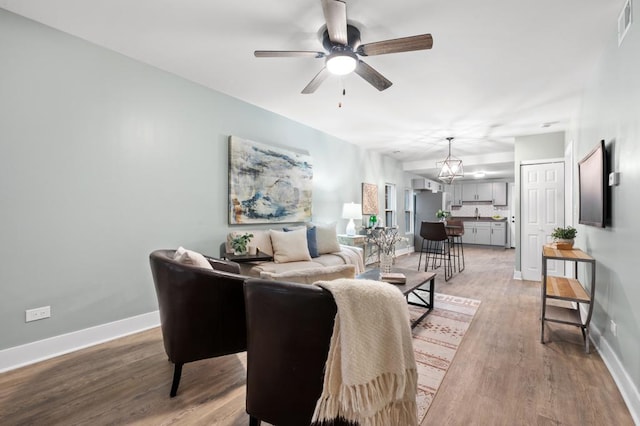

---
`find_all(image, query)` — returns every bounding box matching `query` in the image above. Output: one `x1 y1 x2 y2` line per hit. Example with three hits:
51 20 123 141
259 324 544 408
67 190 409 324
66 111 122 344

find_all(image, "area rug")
408 293 481 423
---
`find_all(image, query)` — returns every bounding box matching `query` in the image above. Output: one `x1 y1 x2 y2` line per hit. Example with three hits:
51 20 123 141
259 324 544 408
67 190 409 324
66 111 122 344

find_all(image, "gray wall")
513 132 566 271
0 10 410 350
570 3 640 395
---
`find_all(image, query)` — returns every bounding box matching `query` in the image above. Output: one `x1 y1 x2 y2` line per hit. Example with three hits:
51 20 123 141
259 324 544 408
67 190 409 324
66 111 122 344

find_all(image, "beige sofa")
225 224 364 283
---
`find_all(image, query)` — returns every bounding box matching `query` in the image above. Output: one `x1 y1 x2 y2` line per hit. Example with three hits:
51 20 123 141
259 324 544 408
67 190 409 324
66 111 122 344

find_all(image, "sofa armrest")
204 255 241 274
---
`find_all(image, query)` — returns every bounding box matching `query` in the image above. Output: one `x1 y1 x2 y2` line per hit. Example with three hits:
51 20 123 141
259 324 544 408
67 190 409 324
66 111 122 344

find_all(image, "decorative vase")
556 239 575 250
369 216 377 228
234 248 247 255
379 252 393 274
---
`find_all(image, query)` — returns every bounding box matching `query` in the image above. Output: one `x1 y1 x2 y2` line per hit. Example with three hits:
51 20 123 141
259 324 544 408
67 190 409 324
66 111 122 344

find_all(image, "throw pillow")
284 225 319 258
314 222 341 254
269 228 312 263
173 246 213 270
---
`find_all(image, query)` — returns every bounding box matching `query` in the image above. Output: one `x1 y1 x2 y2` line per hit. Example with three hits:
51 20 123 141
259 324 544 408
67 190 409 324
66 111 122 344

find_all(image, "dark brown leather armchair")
149 249 247 397
243 278 354 426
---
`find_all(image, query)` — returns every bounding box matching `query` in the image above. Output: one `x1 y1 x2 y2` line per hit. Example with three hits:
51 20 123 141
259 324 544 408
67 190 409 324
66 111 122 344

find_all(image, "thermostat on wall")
609 172 620 186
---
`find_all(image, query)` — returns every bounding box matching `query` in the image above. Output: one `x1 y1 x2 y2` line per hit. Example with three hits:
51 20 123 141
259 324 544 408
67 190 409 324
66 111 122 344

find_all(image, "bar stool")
418 221 453 281
446 218 465 272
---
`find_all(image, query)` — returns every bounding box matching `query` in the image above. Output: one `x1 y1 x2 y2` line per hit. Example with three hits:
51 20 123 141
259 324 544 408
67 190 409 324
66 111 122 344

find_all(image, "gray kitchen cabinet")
491 182 508 206
412 178 441 192
446 184 463 206
453 184 463 205
462 183 492 202
475 222 491 244
462 221 491 245
461 184 475 202
461 222 474 244
490 222 506 246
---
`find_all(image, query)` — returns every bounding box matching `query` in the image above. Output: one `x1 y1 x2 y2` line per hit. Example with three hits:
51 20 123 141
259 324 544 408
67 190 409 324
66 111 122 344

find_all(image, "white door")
508 183 516 248
521 162 564 281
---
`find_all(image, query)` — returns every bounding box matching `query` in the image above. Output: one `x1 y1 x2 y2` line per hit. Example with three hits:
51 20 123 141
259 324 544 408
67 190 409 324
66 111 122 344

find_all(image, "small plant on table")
436 209 450 221
230 233 254 255
551 226 577 249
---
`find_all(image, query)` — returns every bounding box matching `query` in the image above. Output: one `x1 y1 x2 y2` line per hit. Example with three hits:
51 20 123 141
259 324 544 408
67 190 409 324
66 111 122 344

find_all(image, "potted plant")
436 209 450 222
551 226 577 250
230 232 254 255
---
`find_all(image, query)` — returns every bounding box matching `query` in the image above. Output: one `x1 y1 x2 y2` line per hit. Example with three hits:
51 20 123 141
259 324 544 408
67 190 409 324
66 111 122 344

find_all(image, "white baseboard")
513 269 522 280
587 320 640 424
396 247 415 256
0 310 160 373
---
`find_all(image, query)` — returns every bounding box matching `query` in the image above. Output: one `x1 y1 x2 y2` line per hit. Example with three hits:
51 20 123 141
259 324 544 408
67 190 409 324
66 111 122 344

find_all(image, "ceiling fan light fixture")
326 51 357 75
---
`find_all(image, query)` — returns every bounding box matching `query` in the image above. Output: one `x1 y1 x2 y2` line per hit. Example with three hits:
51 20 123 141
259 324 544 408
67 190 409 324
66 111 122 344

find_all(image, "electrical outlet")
25 306 51 322
610 320 617 337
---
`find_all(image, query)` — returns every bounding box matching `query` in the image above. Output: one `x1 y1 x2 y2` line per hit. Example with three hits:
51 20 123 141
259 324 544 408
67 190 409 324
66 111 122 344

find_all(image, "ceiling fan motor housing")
322 24 361 52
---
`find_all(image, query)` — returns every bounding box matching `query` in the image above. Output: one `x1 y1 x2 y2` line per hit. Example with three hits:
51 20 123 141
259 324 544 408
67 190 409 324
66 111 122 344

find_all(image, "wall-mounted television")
578 140 607 227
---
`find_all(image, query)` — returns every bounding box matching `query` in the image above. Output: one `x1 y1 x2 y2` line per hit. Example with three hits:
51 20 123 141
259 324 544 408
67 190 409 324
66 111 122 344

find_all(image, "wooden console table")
541 244 596 353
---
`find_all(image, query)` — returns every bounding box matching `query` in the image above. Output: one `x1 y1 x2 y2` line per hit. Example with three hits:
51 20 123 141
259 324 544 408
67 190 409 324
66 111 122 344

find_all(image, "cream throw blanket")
336 245 366 274
312 278 418 426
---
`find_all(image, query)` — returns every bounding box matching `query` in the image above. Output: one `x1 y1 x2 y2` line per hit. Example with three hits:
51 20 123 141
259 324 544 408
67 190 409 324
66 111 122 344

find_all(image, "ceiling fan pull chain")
338 79 346 108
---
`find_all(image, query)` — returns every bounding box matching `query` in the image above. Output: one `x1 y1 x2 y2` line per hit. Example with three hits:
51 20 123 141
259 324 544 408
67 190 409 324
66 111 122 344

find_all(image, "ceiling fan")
254 0 433 94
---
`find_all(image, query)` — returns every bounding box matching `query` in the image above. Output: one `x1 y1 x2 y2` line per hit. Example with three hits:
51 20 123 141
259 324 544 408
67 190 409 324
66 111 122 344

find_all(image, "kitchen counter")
450 216 508 222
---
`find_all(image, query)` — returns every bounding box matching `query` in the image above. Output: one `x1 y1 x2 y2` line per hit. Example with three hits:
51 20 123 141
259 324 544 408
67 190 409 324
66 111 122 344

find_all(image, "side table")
223 252 273 263
541 244 596 353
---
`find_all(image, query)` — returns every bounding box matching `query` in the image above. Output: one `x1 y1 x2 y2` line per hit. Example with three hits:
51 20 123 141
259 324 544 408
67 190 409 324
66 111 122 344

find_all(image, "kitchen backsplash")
450 204 509 218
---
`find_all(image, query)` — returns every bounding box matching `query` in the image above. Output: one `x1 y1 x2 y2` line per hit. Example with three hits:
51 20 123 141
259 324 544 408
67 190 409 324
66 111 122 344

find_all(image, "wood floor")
0 247 633 425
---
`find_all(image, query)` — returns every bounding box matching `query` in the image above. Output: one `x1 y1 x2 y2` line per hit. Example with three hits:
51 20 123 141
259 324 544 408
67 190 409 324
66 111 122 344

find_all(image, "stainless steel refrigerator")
413 190 443 250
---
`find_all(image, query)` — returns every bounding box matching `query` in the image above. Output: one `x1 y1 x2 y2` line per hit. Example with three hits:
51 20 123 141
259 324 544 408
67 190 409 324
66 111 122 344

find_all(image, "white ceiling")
0 0 623 181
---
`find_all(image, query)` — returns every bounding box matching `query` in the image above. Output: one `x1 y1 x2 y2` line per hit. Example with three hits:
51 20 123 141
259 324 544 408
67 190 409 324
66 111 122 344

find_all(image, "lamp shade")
342 202 362 219
342 202 361 236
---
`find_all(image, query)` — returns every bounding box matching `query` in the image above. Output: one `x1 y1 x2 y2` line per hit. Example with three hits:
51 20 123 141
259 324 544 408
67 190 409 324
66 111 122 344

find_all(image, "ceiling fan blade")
254 50 325 58
321 0 348 45
302 67 330 94
354 60 392 91
357 34 433 56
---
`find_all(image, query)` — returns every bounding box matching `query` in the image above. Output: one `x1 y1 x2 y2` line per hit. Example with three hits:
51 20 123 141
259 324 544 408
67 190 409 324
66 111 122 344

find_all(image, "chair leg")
424 240 432 272
418 239 425 271
445 255 451 281
428 241 438 271
458 236 465 272
170 363 183 397
249 416 261 426
449 237 457 272
444 242 452 281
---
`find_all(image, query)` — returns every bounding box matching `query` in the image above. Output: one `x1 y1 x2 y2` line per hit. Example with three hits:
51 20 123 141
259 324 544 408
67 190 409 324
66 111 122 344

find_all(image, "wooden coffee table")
357 268 436 328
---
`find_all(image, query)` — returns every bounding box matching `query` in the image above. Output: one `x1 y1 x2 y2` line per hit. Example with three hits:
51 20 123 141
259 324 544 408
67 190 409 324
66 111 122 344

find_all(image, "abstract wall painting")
228 136 313 224
362 183 379 215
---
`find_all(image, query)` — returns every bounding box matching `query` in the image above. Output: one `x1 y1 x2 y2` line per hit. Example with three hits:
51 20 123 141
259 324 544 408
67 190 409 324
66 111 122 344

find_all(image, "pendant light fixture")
437 137 464 184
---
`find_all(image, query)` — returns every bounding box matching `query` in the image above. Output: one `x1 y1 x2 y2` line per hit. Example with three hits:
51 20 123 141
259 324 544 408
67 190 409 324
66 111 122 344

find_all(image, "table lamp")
342 202 362 236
